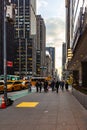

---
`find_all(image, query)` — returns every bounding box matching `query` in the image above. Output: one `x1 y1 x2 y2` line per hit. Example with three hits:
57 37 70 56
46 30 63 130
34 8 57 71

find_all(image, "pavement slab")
0 88 87 130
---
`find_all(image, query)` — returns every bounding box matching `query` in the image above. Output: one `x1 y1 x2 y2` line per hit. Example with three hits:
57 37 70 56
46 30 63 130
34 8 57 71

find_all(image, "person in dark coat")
65 80 69 90
51 79 55 92
55 80 60 93
28 81 32 92
39 80 42 93
60 80 64 91
44 80 48 92
36 80 39 92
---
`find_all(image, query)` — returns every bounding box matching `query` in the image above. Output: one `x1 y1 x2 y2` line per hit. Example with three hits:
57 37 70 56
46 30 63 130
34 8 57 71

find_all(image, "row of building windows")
15 0 30 6
73 0 87 34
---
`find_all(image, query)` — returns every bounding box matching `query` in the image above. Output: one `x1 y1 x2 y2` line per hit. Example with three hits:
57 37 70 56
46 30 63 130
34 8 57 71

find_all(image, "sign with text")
7 61 13 67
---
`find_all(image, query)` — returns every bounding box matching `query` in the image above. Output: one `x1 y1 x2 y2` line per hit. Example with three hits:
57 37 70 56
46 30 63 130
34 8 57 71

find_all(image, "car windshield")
13 81 21 84
7 82 14 85
0 82 4 85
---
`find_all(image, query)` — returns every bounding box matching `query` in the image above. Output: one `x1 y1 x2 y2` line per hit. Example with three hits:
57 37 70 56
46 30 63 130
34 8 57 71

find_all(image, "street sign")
40 66 47 69
7 61 13 67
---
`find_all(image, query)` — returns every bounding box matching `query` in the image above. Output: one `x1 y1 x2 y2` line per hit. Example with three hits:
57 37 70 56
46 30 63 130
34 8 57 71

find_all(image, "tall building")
65 0 70 52
0 0 15 75
62 43 66 79
14 0 37 77
0 0 3 74
65 0 87 87
46 51 52 77
46 47 55 76
36 15 46 76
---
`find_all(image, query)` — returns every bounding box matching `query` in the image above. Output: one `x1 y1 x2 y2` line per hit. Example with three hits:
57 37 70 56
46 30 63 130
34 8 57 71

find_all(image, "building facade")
14 0 37 77
0 0 3 74
62 43 67 80
0 0 15 75
46 47 55 77
46 51 52 77
65 0 87 87
36 15 46 76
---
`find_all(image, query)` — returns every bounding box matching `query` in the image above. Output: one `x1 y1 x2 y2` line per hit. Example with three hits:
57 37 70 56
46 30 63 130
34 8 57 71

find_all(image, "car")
21 80 30 89
7 80 22 91
7 80 15 92
0 80 4 93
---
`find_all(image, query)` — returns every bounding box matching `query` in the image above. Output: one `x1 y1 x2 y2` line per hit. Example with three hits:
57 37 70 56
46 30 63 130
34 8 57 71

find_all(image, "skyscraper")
0 0 3 74
0 0 15 75
62 43 66 79
14 0 37 76
65 0 87 87
46 47 55 76
36 15 46 76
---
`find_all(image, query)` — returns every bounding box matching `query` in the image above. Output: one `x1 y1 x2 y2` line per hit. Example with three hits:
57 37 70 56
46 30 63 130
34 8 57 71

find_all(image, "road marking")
16 102 39 108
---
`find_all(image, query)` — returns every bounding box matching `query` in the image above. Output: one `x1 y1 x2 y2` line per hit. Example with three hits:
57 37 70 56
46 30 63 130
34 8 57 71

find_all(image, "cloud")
45 17 65 73
37 0 65 48
37 0 48 11
46 17 65 47
37 0 65 20
36 0 65 75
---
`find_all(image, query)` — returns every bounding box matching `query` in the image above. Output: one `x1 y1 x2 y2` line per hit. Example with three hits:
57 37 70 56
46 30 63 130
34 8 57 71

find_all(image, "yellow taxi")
7 80 22 92
0 80 4 93
20 80 30 89
7 80 15 92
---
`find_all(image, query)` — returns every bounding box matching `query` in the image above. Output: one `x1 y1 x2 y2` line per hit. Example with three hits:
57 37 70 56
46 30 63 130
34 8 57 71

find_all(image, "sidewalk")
0 88 87 130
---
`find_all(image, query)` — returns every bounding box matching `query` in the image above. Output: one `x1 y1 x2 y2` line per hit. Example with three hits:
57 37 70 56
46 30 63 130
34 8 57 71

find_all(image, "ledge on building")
72 86 87 109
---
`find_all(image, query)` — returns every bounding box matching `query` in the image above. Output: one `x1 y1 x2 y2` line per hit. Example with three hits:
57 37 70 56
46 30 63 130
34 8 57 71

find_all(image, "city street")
0 1 87 130
0 87 87 130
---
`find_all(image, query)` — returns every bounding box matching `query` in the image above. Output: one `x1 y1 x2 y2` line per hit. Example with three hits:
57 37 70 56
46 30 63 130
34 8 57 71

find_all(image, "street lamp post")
19 38 21 77
25 38 27 77
3 0 8 103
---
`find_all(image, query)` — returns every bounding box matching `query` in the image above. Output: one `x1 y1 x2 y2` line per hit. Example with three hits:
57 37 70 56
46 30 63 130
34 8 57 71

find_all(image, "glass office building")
70 0 87 48
14 0 37 76
36 15 46 76
0 0 15 75
66 0 87 87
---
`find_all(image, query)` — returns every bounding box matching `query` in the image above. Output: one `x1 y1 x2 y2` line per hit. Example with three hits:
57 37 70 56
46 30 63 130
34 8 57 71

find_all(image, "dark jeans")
36 86 38 92
56 87 59 93
39 86 42 92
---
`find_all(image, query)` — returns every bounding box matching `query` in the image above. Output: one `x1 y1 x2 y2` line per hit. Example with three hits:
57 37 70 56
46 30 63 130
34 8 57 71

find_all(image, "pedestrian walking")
44 80 48 92
51 79 55 92
65 80 69 90
36 80 39 92
28 80 32 93
60 80 64 91
55 80 60 93
39 80 42 93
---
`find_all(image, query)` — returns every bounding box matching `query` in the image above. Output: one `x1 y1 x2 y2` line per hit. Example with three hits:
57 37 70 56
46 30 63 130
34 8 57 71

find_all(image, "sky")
36 0 65 77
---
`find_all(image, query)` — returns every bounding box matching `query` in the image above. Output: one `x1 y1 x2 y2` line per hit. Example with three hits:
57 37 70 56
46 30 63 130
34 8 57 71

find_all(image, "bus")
0 75 20 81
30 76 51 86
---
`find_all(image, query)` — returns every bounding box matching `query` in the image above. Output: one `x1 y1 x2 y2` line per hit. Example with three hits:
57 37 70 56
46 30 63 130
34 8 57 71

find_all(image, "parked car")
21 80 30 89
0 80 4 93
7 81 15 92
7 80 22 91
